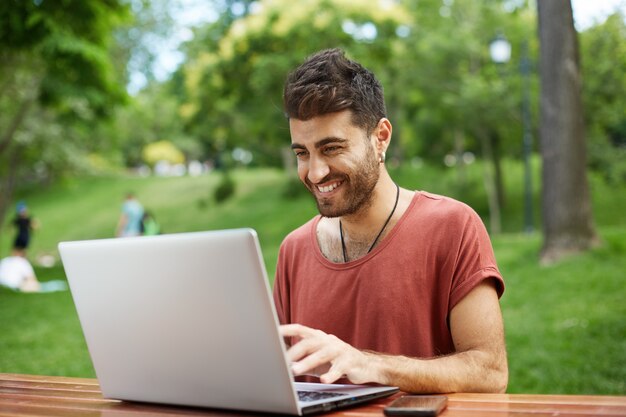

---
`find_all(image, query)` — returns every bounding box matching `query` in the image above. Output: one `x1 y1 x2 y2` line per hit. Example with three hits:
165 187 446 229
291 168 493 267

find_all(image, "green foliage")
282 174 309 199
580 13 626 184
214 171 236 203
93 81 199 168
174 0 544 170
179 0 407 166
588 136 626 184
393 0 538 162
0 0 131 243
111 0 180 88
2 1 624 232
0 0 130 111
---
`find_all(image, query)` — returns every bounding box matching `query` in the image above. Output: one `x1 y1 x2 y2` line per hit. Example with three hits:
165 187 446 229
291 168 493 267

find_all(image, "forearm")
281 280 509 393
367 349 508 393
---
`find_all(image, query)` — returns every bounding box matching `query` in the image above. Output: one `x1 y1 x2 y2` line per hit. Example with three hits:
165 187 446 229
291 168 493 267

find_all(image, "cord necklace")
339 183 400 263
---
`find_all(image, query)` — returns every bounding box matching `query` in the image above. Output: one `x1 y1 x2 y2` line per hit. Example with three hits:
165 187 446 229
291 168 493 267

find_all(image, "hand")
279 324 379 385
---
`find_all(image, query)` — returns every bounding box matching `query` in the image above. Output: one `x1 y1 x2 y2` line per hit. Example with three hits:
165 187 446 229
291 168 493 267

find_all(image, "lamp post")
520 41 534 233
487 34 510 235
490 34 533 233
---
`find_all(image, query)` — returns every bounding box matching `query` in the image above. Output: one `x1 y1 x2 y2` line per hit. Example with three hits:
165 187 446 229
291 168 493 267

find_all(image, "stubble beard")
307 145 380 218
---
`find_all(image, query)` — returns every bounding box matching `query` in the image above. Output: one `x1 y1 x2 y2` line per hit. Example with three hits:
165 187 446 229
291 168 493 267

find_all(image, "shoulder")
414 191 482 225
414 192 503 298
0 256 31 270
276 216 320 281
18 257 33 271
280 216 319 254
407 191 493 254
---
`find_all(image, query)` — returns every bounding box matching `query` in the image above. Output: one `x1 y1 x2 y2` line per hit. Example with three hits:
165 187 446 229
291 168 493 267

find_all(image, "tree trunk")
479 129 501 235
0 147 21 257
0 98 33 155
537 0 599 264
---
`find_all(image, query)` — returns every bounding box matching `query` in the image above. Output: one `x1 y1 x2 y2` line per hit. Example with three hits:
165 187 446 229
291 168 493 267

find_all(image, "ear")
374 118 392 155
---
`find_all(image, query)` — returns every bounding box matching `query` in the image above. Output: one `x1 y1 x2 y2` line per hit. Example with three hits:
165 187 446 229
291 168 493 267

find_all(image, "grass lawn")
495 228 626 393
0 163 624 394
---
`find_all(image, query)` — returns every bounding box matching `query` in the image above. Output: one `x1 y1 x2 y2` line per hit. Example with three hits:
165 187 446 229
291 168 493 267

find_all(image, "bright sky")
130 0 625 93
571 0 626 30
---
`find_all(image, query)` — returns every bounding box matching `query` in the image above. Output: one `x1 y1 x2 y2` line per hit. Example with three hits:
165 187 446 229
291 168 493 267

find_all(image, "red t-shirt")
273 191 504 359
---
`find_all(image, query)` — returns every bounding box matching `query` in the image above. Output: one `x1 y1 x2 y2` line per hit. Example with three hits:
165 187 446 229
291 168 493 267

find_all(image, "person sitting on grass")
0 247 41 292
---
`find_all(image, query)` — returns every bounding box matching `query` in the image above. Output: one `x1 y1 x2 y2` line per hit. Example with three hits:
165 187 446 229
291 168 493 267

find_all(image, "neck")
339 176 400 263
339 172 397 237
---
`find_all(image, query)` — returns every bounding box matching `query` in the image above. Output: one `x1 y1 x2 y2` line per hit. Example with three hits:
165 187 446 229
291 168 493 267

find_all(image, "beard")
306 144 380 218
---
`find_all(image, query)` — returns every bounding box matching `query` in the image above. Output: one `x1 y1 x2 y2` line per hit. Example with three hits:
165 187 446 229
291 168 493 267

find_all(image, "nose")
306 155 330 184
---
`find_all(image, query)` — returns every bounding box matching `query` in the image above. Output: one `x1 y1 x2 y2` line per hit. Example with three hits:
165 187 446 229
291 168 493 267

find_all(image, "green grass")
495 228 626 394
0 267 91 377
1 170 317 275
0 162 624 394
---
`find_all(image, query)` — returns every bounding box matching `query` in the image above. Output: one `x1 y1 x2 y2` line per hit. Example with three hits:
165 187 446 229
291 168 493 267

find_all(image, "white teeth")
317 182 340 193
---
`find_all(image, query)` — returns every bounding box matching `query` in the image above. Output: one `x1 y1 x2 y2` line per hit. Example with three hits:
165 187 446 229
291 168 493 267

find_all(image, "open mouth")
316 180 343 194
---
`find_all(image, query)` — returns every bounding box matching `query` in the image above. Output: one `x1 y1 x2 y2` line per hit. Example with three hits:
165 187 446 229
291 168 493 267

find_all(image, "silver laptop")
59 229 398 415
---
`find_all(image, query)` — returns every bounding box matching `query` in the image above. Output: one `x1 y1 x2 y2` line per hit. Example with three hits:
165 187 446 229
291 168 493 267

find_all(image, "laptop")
58 229 398 415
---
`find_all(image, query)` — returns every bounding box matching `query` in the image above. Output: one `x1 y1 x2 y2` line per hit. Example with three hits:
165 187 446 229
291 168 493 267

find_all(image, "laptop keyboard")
297 390 345 402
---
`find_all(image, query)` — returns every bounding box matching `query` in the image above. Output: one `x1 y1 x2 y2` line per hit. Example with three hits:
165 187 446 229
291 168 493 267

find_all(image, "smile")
317 181 342 194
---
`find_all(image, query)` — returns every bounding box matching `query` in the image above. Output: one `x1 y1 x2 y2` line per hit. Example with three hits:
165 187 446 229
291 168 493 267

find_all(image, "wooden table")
1 373 625 416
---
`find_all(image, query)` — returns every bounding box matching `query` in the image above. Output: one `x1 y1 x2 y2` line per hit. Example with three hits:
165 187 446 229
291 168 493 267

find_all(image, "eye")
323 146 341 155
294 149 309 159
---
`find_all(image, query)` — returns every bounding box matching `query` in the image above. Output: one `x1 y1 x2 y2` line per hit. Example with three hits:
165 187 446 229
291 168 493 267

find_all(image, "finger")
320 366 345 384
279 323 317 338
292 347 336 376
285 334 327 362
279 324 305 348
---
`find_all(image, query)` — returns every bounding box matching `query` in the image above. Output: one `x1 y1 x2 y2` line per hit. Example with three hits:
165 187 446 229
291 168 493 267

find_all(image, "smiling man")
273 48 508 393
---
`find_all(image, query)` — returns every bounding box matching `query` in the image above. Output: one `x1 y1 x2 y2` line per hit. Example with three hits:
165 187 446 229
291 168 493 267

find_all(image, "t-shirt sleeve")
448 207 504 309
272 241 290 325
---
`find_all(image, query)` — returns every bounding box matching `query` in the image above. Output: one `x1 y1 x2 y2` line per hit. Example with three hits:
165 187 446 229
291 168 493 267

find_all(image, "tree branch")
0 98 34 156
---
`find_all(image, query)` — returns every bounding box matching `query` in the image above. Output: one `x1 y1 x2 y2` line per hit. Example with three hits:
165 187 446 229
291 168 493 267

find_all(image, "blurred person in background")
140 210 161 236
116 192 144 237
0 247 41 292
12 201 38 255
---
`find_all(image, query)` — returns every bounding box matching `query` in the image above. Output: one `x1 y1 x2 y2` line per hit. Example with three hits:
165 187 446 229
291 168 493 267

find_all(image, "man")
273 49 508 393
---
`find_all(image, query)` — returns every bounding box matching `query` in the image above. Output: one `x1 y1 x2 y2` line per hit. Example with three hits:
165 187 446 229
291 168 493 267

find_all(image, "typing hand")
279 324 377 384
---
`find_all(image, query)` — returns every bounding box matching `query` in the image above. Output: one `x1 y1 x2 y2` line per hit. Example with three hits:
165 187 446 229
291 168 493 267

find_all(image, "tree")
111 0 180 90
580 13 626 184
397 0 537 233
537 0 599 263
178 0 407 167
0 0 129 251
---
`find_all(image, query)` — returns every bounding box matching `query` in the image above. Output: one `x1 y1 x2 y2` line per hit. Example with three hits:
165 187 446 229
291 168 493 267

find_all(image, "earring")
379 151 386 164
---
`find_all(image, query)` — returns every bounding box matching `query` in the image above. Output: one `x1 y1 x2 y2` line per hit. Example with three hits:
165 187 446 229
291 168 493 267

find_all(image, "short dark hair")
283 48 386 134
